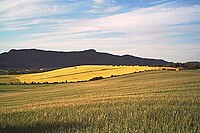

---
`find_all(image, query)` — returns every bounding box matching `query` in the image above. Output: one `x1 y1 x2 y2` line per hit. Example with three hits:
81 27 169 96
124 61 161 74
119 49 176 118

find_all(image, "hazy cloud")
0 0 200 62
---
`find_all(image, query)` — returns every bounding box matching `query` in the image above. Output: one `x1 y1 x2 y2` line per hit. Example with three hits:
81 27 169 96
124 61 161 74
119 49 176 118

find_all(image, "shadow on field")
0 90 16 93
0 121 89 133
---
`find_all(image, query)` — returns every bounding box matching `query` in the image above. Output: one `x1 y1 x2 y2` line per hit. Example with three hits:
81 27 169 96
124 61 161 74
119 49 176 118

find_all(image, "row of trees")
0 68 56 75
150 62 200 70
165 62 200 70
0 76 105 85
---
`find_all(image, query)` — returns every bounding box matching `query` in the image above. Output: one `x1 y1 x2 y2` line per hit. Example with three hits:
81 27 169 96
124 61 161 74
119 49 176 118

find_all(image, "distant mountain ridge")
0 49 170 69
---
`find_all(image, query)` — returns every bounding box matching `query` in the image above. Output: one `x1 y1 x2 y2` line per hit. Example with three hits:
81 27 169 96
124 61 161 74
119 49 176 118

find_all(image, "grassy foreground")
0 70 200 133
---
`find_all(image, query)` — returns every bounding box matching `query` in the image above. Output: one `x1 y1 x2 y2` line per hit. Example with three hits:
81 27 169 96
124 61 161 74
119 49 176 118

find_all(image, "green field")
0 70 200 132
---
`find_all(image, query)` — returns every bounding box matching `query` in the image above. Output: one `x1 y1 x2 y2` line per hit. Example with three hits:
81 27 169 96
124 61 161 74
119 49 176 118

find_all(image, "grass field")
0 65 178 84
0 75 20 84
0 70 199 133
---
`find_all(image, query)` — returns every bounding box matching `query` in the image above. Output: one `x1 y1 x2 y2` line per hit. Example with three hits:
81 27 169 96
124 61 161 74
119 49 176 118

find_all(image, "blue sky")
0 0 200 62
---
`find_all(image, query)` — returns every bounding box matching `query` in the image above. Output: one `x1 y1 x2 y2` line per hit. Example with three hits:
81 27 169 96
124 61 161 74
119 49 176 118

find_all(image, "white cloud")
0 0 200 62
0 0 76 22
85 5 123 13
92 0 105 4
151 0 172 4
104 5 123 12
47 4 200 39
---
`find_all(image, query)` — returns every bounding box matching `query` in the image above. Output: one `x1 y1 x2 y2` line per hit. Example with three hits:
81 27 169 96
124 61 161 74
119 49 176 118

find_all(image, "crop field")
0 70 199 133
0 75 19 84
0 65 178 84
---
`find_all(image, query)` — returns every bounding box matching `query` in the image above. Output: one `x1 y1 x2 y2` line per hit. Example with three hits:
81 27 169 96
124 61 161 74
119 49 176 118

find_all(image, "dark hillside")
0 49 169 69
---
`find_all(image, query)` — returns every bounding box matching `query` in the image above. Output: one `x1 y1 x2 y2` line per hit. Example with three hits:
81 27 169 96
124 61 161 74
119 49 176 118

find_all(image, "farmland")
0 65 177 84
0 70 199 132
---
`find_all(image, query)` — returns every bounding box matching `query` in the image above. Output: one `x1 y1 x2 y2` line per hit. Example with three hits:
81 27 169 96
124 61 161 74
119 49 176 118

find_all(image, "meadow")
0 70 199 133
0 65 178 84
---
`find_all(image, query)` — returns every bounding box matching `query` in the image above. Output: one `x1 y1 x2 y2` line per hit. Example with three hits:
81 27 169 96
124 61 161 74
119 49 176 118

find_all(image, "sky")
0 0 200 62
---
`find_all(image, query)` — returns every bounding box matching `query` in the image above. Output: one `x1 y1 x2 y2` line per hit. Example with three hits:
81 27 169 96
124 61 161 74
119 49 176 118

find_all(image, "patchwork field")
0 70 199 132
0 65 178 84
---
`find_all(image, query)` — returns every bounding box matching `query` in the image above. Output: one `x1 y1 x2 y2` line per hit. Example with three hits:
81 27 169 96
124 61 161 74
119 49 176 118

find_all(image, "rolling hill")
0 65 177 84
0 49 169 69
0 70 199 132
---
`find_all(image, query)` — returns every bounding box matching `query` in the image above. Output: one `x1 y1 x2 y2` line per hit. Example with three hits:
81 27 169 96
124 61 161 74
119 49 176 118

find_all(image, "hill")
0 49 169 69
0 70 199 132
0 65 177 84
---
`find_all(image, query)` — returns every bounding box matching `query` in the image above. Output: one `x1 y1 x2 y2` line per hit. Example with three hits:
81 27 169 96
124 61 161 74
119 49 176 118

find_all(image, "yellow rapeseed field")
17 65 178 83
